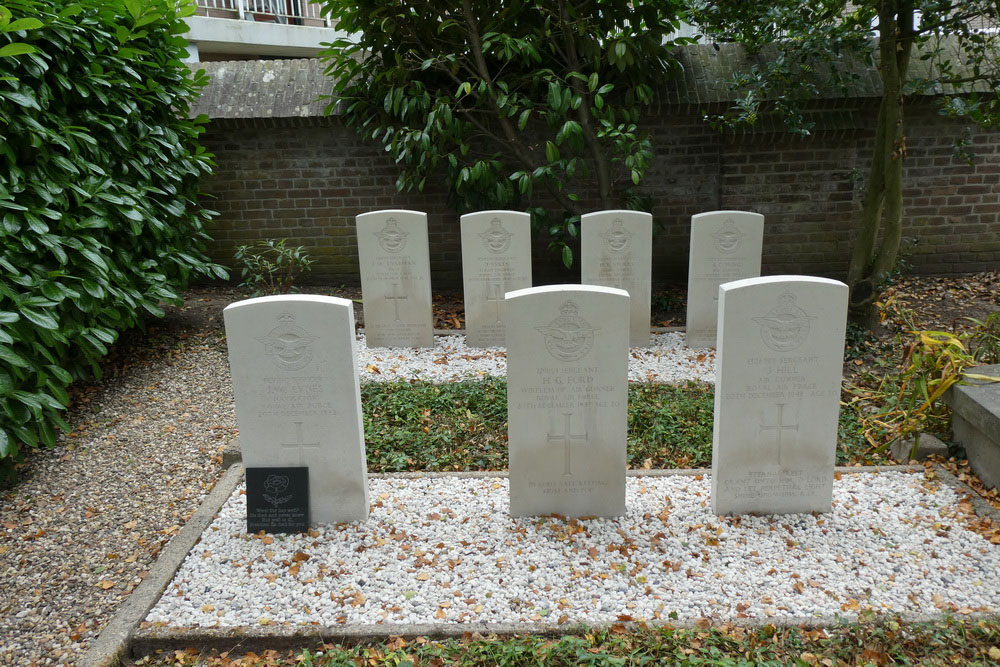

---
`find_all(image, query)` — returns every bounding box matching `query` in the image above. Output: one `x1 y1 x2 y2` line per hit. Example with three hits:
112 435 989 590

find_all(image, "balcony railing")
196 0 330 27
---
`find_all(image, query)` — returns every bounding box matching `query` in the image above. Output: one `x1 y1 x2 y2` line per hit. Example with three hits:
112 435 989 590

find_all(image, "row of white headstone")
356 208 765 350
224 277 847 525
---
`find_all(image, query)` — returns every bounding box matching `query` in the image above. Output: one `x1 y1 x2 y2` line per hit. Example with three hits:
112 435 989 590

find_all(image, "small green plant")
964 312 1000 364
234 239 314 296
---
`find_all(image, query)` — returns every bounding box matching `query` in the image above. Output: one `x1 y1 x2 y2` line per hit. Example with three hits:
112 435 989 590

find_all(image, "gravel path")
148 472 999 629
0 321 714 664
0 333 235 665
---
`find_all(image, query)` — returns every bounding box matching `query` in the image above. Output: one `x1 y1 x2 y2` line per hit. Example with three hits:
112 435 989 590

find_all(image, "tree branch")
459 0 582 216
558 0 613 207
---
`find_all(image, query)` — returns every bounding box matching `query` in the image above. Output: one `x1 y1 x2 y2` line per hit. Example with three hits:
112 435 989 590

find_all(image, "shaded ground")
157 272 996 340
154 281 689 339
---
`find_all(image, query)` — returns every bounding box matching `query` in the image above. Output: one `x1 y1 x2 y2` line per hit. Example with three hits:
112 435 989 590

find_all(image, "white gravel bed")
146 471 999 630
358 332 716 384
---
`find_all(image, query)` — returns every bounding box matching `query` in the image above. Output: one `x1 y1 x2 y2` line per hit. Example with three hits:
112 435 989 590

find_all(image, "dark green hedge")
0 0 227 480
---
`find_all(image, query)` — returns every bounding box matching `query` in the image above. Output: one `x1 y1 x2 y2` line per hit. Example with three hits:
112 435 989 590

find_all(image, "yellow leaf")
988 647 1000 661
97 580 114 590
416 572 430 581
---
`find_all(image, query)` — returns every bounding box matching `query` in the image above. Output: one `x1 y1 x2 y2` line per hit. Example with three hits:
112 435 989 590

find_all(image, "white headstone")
460 210 532 348
581 210 652 347
356 210 434 348
506 285 630 518
711 276 848 515
224 295 369 524
685 211 764 348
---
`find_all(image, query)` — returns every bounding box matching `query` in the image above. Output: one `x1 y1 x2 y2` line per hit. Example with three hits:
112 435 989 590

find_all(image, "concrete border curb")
82 463 245 667
931 462 1000 523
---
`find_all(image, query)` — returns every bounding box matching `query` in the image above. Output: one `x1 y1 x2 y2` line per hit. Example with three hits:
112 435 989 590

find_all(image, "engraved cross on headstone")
281 421 320 465
385 283 407 322
758 403 798 465
485 283 504 324
547 412 588 476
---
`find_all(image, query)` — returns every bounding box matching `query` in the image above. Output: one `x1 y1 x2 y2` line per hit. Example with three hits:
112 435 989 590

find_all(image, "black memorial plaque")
246 467 310 533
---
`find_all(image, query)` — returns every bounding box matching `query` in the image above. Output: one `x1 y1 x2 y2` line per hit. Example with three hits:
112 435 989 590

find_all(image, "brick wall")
200 102 1000 288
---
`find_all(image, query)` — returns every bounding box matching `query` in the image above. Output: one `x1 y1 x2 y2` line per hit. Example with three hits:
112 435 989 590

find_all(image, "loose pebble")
146 472 1000 629
359 332 716 384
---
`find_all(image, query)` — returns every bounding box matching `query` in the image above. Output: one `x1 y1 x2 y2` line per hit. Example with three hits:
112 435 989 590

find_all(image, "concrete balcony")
186 0 349 61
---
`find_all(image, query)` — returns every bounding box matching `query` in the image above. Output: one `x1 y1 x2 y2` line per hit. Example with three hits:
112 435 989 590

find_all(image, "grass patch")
141 616 1000 665
627 381 714 468
361 379 508 472
360 379 716 472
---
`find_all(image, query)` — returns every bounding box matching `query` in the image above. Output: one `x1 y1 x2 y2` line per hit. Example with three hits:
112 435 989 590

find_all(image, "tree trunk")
846 0 914 325
557 0 614 209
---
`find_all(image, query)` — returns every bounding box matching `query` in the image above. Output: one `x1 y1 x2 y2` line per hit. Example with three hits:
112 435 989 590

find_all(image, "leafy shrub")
0 0 227 481
234 239 314 296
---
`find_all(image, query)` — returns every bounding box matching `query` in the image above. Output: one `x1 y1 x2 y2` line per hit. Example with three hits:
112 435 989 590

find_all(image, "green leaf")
0 429 11 458
0 345 29 368
547 82 561 110
0 43 37 57
4 18 43 32
38 420 56 448
45 365 73 384
561 245 573 269
78 249 108 272
141 301 165 317
81 279 105 298
11 390 42 411
12 425 37 448
518 108 531 130
39 282 70 302
58 4 83 18
0 91 39 110
20 308 59 330
89 327 117 344
545 141 560 162
0 312 20 324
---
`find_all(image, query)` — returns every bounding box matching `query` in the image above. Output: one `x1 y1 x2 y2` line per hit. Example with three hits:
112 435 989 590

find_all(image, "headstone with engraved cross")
460 210 532 348
224 295 369 525
356 210 434 348
581 210 653 347
685 210 764 349
711 275 848 515
506 284 630 518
